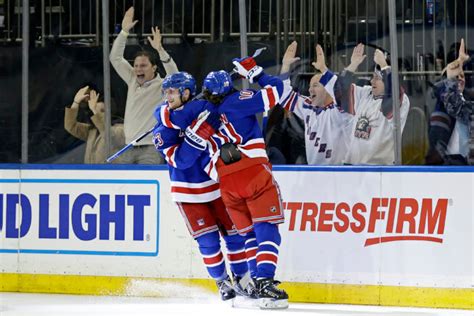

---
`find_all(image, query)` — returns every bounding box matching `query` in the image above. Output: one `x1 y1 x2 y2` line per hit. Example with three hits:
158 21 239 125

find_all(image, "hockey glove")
185 110 221 150
232 56 263 83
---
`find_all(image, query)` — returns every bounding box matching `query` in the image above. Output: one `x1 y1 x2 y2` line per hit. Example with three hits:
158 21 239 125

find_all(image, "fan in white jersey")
278 41 353 165
335 44 411 165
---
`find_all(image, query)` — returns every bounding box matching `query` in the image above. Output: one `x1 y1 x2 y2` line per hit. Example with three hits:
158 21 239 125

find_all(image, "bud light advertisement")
0 178 160 256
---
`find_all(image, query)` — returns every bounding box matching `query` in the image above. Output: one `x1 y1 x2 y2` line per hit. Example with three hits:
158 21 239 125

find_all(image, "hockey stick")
106 92 205 163
105 124 157 163
106 47 267 163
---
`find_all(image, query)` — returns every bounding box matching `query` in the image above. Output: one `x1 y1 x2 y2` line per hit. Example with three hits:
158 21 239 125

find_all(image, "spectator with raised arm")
278 41 353 165
110 6 178 164
64 86 125 164
426 38 472 165
335 44 410 165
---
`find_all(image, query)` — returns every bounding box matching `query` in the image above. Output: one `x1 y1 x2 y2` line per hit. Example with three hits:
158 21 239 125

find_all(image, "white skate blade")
230 296 260 309
226 297 236 308
258 298 289 310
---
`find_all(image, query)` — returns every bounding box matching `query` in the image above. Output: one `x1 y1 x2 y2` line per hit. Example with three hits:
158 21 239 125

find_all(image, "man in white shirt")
110 7 179 164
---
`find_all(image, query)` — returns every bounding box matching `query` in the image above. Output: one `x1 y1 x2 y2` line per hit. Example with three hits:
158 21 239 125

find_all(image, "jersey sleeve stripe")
261 88 270 112
288 92 299 112
282 93 298 112
163 144 178 167
222 122 243 144
161 106 180 129
216 131 231 143
208 137 219 154
261 86 280 112
204 155 219 182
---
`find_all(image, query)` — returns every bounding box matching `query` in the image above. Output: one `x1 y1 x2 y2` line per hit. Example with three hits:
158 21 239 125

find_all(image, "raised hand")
281 41 300 74
232 56 263 83
374 49 388 68
347 43 366 72
147 26 163 52
88 90 100 114
122 7 138 33
73 86 89 108
311 44 327 73
457 38 469 64
447 39 469 79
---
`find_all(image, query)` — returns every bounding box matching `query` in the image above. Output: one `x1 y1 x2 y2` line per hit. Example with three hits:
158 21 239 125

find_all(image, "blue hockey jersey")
152 99 220 203
165 73 283 180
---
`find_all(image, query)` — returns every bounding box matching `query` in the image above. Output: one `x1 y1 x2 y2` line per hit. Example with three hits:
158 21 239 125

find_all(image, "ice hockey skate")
255 278 289 309
232 273 258 299
216 276 236 301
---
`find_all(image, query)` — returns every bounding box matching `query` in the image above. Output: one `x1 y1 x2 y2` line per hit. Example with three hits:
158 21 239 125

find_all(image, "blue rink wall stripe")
1 163 474 173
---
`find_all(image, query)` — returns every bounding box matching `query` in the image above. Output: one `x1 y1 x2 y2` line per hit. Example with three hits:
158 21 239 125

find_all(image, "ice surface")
1 292 472 316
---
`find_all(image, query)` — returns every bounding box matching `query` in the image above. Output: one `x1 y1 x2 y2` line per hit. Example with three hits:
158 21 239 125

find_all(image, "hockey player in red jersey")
152 72 256 301
198 57 289 309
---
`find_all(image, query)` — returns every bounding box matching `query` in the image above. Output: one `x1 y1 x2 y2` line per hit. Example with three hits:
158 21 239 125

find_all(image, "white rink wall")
0 165 473 309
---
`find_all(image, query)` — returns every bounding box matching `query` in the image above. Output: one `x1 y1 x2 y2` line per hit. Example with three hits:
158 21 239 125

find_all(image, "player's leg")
244 164 289 309
214 186 258 297
209 198 248 279
195 231 236 301
244 230 258 280
176 202 235 301
239 230 259 298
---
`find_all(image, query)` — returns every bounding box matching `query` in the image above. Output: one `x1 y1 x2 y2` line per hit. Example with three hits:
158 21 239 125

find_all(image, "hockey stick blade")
252 47 267 58
229 47 267 76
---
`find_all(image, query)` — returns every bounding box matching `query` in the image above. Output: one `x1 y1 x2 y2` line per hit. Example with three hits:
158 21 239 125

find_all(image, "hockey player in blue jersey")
198 57 289 309
152 72 256 301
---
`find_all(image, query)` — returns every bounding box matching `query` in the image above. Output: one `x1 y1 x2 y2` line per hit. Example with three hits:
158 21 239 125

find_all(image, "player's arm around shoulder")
154 101 216 169
167 99 209 130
